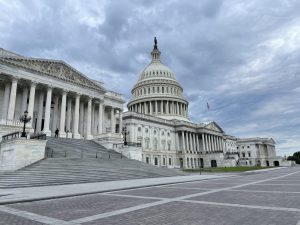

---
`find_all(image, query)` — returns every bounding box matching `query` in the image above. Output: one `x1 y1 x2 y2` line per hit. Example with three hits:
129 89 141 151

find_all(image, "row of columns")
129 100 187 117
179 131 224 154
1 78 123 138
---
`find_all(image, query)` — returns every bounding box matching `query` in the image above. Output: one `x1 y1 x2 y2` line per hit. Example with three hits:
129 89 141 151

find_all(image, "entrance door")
200 158 204 168
266 160 270 167
274 161 279 167
211 160 217 168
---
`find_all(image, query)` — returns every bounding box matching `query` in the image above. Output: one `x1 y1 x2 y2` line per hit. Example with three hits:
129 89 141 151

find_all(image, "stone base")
59 132 66 138
93 133 123 149
73 133 81 139
44 130 52 137
0 138 47 171
66 133 73 138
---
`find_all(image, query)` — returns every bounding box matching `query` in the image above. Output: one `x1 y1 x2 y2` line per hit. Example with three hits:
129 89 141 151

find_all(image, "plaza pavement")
1 166 300 224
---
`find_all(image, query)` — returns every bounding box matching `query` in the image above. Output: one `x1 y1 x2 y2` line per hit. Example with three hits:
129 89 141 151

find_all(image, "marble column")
43 86 52 136
149 101 152 115
176 102 179 115
66 98 72 135
155 101 158 114
79 102 84 136
166 101 169 114
52 95 59 131
21 88 28 113
72 94 81 139
7 78 18 121
27 82 37 119
175 132 179 151
36 91 44 132
201 133 206 153
86 97 93 139
119 109 122 134
98 102 103 134
59 90 67 137
182 131 186 152
1 83 11 120
110 107 115 133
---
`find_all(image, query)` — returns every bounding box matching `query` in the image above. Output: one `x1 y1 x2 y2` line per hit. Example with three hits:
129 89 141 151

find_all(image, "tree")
287 151 300 164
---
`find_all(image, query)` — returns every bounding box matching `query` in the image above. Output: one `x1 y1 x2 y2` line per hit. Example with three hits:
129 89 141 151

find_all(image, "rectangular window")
169 158 172 165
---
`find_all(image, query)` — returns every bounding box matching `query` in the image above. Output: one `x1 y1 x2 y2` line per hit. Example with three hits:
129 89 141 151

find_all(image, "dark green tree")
287 151 300 164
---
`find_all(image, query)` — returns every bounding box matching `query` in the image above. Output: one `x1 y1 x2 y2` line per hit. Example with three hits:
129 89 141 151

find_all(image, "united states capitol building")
0 39 290 170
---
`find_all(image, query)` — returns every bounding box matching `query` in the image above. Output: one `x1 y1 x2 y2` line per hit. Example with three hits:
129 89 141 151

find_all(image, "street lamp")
20 110 31 138
122 127 129 145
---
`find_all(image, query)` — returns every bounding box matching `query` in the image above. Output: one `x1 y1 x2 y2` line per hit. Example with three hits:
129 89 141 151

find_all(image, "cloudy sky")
1 0 299 156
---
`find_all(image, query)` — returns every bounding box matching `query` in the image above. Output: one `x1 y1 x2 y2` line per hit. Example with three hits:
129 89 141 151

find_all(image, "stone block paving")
82 201 300 225
1 167 300 225
0 211 47 225
234 184 300 192
109 186 209 198
188 190 300 209
9 193 156 222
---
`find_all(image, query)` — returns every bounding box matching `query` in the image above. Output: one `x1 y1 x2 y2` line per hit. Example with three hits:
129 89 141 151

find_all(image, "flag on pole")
206 102 210 111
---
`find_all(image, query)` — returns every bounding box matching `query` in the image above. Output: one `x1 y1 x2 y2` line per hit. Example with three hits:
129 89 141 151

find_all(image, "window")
145 128 148 133
168 142 171 151
153 87 155 93
157 87 159 92
169 158 172 165
167 132 170 137
153 130 157 135
242 146 244 149
138 127 141 132
162 87 164 93
248 152 251 157
148 87 150 94
146 157 149 164
163 158 166 166
242 152 245 157
162 131 164 136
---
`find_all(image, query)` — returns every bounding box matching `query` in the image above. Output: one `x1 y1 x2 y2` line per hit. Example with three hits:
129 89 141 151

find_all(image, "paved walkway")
1 167 300 225
0 174 234 204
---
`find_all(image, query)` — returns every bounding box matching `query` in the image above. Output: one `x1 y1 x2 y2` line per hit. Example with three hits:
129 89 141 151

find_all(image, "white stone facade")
0 48 124 140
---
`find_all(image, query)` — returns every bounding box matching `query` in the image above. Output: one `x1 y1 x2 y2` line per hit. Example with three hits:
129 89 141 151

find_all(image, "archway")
179 158 183 168
274 161 280 167
154 157 158 166
211 160 217 168
266 160 270 167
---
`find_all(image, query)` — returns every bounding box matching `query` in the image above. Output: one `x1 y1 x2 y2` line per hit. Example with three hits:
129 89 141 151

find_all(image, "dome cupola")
128 37 189 121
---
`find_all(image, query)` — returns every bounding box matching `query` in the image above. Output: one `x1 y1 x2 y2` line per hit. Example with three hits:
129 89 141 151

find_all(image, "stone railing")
0 119 31 127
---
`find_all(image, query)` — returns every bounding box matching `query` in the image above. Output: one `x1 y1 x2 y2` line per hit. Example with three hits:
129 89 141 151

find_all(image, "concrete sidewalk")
0 174 234 205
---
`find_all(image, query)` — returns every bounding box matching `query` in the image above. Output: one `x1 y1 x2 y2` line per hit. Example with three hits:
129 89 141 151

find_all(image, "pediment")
1 57 104 91
204 122 224 133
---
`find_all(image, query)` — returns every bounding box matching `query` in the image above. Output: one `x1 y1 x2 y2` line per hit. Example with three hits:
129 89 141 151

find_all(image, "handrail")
1 131 20 142
124 142 142 147
30 133 46 140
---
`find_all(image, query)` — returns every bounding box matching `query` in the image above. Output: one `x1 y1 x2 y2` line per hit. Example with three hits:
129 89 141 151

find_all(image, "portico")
0 49 124 140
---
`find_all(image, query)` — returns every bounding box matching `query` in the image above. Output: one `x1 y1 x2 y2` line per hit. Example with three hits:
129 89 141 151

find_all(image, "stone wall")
0 138 47 171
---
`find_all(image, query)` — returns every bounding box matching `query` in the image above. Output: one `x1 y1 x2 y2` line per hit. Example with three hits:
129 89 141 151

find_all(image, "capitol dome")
128 37 189 121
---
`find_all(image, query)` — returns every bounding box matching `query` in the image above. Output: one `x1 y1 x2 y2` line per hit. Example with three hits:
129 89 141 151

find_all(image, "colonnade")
1 78 123 139
178 131 224 154
129 100 187 117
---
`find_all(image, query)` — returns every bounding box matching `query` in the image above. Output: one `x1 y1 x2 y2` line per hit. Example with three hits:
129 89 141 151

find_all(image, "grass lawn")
183 166 273 173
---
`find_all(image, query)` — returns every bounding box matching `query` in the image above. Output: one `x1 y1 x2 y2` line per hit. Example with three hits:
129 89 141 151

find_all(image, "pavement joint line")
226 189 300 194
0 205 80 225
69 168 300 223
159 186 213 190
101 193 168 200
254 183 300 186
178 199 300 212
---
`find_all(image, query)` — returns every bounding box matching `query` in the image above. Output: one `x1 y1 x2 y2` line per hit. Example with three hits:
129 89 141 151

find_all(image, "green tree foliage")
287 151 300 164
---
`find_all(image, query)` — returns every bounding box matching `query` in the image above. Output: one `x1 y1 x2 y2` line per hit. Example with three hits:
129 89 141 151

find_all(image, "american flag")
207 102 210 111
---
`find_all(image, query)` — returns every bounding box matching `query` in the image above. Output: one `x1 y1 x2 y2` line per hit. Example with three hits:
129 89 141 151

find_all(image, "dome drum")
128 38 189 121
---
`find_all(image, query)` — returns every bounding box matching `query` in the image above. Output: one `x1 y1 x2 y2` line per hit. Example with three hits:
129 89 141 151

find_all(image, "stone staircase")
0 138 185 188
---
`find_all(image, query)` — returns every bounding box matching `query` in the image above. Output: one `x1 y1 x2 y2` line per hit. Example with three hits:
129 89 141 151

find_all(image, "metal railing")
45 148 124 160
1 131 20 142
30 133 46 140
124 142 142 147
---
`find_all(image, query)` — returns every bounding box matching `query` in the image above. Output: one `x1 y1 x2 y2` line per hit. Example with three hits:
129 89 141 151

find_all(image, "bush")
287 151 300 164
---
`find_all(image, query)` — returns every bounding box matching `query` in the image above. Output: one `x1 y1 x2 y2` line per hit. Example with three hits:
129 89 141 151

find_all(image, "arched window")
153 138 158 150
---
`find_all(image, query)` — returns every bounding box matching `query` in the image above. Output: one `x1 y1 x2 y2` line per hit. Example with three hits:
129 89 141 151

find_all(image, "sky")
0 0 299 156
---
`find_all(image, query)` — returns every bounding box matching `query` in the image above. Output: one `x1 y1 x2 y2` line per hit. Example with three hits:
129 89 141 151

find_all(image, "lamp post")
122 127 129 145
20 110 31 137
